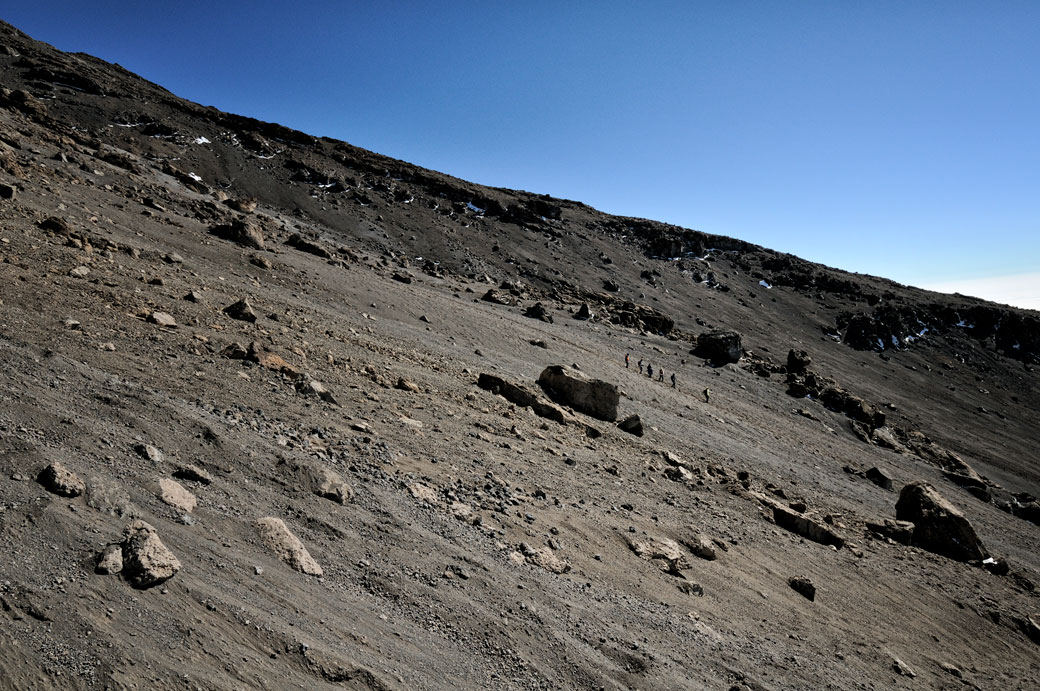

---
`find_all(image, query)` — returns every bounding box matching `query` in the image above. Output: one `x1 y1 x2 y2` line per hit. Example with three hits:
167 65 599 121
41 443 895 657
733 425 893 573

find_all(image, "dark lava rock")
865 466 894 491
617 414 644 437
865 519 915 545
285 233 332 258
895 481 989 562
603 279 620 292
223 299 257 323
574 303 592 320
787 349 811 374
538 365 619 422
694 331 743 365
524 302 553 323
209 219 265 250
788 577 816 601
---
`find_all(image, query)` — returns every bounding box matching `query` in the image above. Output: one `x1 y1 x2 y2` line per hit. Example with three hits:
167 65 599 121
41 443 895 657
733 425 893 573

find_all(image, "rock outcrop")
537 365 619 422
895 482 989 562
694 331 743 365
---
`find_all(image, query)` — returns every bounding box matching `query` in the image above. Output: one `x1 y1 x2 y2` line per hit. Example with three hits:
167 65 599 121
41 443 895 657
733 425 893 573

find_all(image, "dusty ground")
0 19 1038 690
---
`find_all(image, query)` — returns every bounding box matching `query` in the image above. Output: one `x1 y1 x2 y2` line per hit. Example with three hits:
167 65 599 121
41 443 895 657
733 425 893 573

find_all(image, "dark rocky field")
0 19 1037 690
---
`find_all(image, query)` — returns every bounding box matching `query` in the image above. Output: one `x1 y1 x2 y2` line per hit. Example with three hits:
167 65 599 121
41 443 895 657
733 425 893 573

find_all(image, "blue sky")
5 2 1038 308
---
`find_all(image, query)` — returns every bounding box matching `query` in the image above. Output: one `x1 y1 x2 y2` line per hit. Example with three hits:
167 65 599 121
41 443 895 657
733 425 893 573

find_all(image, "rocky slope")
0 19 1037 690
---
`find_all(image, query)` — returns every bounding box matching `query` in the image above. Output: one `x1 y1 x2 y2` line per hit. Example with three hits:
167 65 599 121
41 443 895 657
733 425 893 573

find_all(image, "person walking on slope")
703 387 711 402
658 370 664 382
625 353 630 368
670 372 676 388
638 359 643 374
646 363 653 379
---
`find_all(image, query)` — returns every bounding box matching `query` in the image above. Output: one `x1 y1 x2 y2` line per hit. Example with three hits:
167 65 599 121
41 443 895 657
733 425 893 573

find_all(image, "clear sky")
4 2 1038 308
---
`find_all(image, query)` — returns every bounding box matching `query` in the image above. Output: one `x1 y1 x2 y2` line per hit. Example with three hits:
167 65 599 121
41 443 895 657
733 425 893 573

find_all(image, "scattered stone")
351 421 372 434
895 481 989 562
221 342 249 359
391 272 412 284
617 414 644 437
395 377 420 392
147 311 177 328
627 536 690 576
892 658 916 677
250 254 272 269
523 302 553 323
285 233 332 258
39 216 71 234
408 482 437 503
162 253 184 264
529 339 547 348
121 520 181 588
537 365 620 422
865 467 894 490
292 462 354 504
481 289 514 306
209 219 265 250
133 444 164 463
519 542 570 574
173 464 213 485
69 265 90 277
681 532 718 561
255 517 323 576
788 576 816 601
183 290 203 302
694 331 743 365
36 462 85 497
95 544 123 575
939 662 963 678
296 379 338 404
156 478 197 513
223 299 257 323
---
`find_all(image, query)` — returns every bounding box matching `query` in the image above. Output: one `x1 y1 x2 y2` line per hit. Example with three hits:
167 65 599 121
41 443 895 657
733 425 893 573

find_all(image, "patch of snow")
193 136 211 144
1013 343 1021 350
759 280 772 289
876 338 885 350
891 336 900 347
955 320 974 328
466 202 485 214
187 172 203 183
113 122 143 128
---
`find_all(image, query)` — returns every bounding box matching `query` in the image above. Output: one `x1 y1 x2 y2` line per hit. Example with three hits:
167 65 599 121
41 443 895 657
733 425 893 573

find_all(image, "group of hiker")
625 352 710 402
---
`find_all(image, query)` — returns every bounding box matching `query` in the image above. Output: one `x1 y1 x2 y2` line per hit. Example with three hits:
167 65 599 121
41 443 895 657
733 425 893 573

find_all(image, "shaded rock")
982 557 1010 576
285 233 332 258
156 478 196 513
603 279 620 292
250 254 272 269
225 197 257 213
133 443 164 463
391 272 412 284
574 303 592 320
694 331 743 365
771 502 845 549
892 658 916 678
523 302 553 323
95 544 123 575
221 342 249 359
395 377 420 392
36 462 84 497
477 373 568 424
223 299 257 322
255 517 323 576
537 365 619 422
246 342 301 378
183 290 203 303
408 482 438 503
787 349 811 374
173 464 213 485
292 462 354 504
69 265 90 278
895 481 989 561
296 379 338 405
865 519 915 545
39 216 71 235
209 219 265 250
865 466 893 491
681 532 718 561
481 289 514 306
147 311 177 328
788 576 816 601
0 182 15 199
121 520 181 588
617 414 644 437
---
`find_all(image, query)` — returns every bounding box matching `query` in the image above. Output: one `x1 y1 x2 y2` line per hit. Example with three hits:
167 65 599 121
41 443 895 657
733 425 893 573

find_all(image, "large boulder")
895 482 989 562
209 219 265 250
37 462 85 497
121 520 181 588
537 365 619 422
693 331 743 365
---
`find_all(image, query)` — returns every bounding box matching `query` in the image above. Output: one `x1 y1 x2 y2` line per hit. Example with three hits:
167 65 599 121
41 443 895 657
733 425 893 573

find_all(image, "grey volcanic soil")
0 19 1038 690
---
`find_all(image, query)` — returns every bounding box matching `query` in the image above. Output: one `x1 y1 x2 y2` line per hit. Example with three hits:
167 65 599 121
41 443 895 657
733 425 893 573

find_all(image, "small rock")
0 182 16 199
173 464 213 485
292 463 353 504
249 255 272 269
255 517 322 576
156 478 197 513
682 532 718 561
69 265 90 277
865 466 893 491
617 414 644 437
408 482 437 503
133 444 164 463
892 658 916 677
221 342 249 359
183 290 203 303
121 520 181 588
395 377 420 392
940 662 962 678
788 576 816 601
148 311 177 328
95 544 124 575
295 379 338 405
163 253 184 264
223 299 257 323
36 462 85 497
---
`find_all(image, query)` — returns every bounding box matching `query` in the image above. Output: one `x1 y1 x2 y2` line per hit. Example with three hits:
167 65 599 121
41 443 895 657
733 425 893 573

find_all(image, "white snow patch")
759 280 772 289
187 172 203 183
876 338 885 350
466 202 485 214
193 136 211 144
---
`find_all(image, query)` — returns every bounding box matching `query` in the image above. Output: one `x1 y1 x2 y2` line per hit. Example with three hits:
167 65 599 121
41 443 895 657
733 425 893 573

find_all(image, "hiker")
638 359 643 374
647 363 653 379
703 387 711 402
670 372 676 388
625 353 630 368
658 370 664 382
